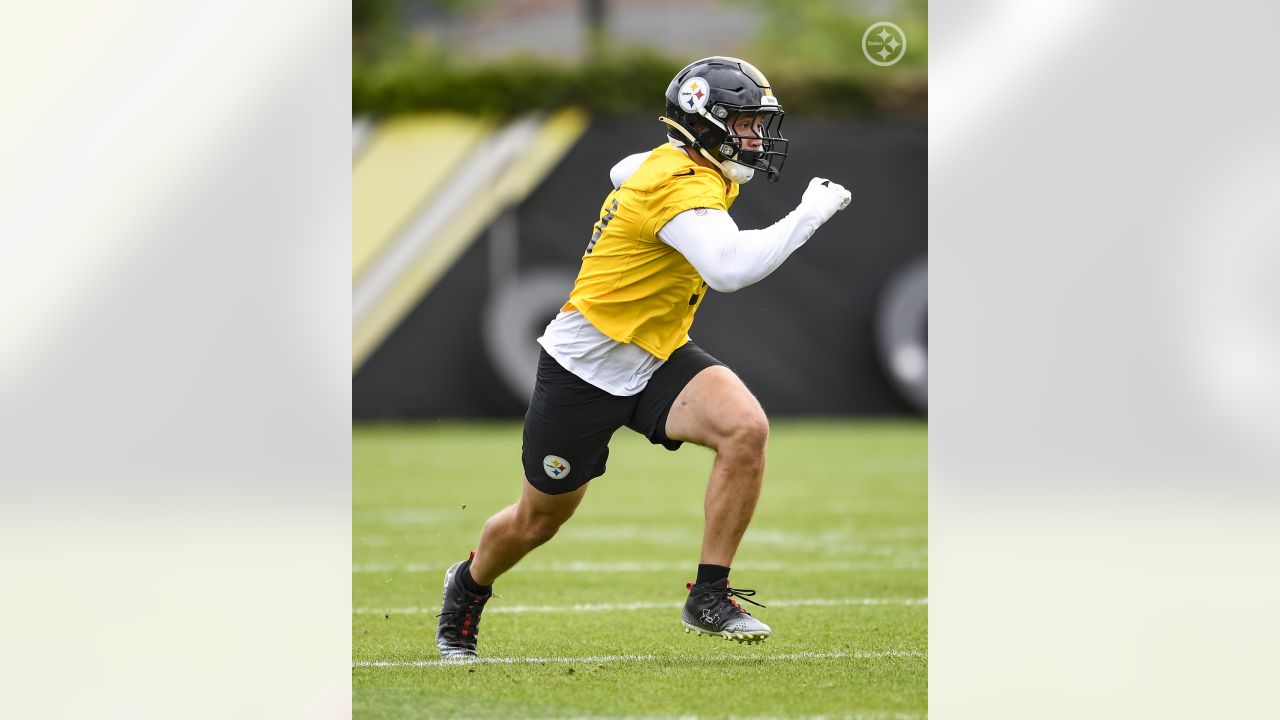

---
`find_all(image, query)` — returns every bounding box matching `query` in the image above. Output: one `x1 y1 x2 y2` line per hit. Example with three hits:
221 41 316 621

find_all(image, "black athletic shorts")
521 341 724 495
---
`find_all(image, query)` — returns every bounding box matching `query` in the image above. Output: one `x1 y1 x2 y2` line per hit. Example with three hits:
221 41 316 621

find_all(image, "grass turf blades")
354 419 926 718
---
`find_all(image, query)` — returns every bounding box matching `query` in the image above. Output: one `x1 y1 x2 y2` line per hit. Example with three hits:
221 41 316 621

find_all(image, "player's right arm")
658 177 852 293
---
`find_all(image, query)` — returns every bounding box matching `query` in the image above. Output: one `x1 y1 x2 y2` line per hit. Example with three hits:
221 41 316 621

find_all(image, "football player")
437 56 852 658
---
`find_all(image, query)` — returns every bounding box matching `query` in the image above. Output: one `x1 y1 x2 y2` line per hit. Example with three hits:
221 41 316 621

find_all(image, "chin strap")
658 116 754 185
712 153 754 184
659 115 698 148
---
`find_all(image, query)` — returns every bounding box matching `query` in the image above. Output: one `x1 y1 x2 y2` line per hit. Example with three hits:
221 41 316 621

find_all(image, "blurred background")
351 0 928 419
351 4 930 715
3 0 1279 717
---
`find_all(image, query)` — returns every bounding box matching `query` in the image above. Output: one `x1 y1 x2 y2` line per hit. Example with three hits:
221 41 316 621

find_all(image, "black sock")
459 559 493 595
695 563 730 586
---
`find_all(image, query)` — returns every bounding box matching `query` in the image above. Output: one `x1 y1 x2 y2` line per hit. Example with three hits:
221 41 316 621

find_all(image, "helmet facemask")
662 102 789 184
713 106 788 183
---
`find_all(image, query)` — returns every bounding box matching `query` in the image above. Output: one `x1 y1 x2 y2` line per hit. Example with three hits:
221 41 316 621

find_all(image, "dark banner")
354 116 926 419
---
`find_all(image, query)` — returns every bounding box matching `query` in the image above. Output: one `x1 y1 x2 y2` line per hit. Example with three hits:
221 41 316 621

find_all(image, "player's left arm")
659 177 852 293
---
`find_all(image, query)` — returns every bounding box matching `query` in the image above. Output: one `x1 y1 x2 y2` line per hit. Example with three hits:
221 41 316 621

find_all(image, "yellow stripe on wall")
352 108 590 371
352 114 494 280
490 108 590 206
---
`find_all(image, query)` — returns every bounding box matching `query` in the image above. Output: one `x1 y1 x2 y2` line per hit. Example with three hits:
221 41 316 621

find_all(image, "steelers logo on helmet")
678 77 712 113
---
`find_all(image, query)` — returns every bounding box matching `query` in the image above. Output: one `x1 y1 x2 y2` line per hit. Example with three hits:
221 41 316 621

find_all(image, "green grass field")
354 420 927 719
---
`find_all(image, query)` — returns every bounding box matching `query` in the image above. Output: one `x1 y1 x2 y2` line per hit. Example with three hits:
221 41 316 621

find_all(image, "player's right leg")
658 355 772 642
663 364 770 571
436 349 630 658
627 343 772 643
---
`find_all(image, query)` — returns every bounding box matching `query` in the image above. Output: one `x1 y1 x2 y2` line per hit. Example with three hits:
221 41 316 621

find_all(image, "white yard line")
552 715 922 720
356 529 925 555
353 650 925 668
550 716 922 720
357 510 925 527
354 597 928 615
352 560 926 573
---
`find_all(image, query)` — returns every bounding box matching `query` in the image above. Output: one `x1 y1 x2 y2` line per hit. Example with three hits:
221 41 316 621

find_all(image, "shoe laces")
725 586 765 610
437 592 489 639
436 592 489 618
687 581 767 611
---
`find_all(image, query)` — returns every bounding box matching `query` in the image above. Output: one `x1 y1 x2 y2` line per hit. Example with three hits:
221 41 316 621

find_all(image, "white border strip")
353 649 926 668
352 116 374 158
354 597 928 615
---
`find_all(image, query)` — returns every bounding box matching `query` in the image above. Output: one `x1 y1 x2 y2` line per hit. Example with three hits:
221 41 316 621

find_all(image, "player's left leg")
470 477 590 585
438 348 629 658
436 480 588 659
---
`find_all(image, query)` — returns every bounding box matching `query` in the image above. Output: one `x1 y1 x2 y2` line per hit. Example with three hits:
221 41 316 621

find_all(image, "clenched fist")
801 177 852 223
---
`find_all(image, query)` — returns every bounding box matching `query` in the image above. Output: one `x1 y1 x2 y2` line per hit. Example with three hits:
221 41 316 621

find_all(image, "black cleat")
681 578 771 643
436 553 492 659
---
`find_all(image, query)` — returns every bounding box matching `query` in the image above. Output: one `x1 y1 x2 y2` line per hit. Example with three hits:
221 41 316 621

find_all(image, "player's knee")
520 509 571 545
726 411 769 456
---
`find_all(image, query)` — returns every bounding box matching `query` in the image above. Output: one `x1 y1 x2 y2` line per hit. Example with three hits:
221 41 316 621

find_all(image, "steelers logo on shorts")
542 454 571 479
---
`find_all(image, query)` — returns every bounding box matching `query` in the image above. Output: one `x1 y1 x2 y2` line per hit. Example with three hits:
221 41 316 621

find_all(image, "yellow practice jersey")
564 143 740 360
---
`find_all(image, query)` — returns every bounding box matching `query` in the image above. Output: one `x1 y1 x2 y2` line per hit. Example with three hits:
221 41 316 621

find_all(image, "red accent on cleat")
686 582 693 590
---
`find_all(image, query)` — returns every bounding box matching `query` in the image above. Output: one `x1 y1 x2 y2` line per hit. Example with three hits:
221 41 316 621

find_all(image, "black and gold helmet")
660 56 789 183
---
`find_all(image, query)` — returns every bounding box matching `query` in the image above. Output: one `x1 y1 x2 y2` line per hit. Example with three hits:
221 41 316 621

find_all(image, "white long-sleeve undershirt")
657 204 826 293
540 147 835 396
